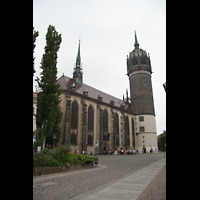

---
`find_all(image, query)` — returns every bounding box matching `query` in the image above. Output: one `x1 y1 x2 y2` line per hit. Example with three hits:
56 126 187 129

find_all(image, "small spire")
73 39 83 85
134 30 139 49
76 40 81 66
126 88 128 101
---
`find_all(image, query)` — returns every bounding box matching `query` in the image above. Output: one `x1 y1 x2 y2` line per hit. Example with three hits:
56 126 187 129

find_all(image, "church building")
57 32 157 154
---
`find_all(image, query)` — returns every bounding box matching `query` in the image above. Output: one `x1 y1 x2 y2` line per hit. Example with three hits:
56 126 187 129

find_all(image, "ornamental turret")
127 31 152 77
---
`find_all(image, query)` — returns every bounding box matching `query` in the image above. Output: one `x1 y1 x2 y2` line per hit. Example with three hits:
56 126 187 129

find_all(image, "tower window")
140 126 145 132
139 116 144 121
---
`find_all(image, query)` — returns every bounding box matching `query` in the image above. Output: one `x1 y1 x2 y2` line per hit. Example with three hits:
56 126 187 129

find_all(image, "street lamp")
53 133 56 148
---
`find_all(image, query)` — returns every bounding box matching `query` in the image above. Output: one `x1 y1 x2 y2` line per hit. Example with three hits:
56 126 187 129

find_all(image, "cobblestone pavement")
33 153 164 200
137 164 166 200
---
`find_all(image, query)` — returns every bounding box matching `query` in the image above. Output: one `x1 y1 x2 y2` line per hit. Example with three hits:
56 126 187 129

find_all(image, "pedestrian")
137 149 138 154
121 149 123 155
74 149 77 153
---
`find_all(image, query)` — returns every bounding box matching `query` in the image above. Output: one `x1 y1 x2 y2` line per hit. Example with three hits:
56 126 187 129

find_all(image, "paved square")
33 154 165 200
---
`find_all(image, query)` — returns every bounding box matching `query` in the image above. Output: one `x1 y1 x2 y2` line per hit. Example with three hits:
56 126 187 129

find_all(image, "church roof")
57 75 134 114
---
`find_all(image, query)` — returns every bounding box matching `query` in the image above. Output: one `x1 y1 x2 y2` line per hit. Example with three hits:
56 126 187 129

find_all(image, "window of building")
88 134 93 145
125 116 130 146
88 105 94 131
71 101 78 129
140 126 145 132
103 109 108 133
115 113 119 146
70 132 76 145
132 118 135 147
139 116 144 121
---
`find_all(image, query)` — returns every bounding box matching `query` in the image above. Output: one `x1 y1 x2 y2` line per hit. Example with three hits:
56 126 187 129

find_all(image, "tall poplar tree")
35 25 63 148
33 27 39 75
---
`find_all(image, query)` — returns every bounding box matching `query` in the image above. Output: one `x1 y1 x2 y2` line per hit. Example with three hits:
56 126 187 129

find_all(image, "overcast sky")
33 0 166 135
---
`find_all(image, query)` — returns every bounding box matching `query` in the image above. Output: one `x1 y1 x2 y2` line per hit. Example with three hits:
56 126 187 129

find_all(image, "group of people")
119 149 138 155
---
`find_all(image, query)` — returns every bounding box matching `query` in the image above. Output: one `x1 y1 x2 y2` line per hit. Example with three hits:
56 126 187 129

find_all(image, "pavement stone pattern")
137 164 166 200
33 154 165 200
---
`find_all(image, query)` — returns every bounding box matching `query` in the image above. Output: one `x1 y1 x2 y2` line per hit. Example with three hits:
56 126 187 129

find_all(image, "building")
57 32 157 154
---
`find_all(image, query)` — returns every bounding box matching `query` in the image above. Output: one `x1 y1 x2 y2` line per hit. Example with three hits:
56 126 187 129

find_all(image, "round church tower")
127 31 157 153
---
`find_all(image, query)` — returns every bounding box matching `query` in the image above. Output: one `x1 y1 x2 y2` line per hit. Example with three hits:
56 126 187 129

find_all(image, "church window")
88 105 94 131
103 109 108 133
132 118 135 147
115 113 119 146
88 134 93 145
132 58 138 65
70 132 76 145
141 57 146 64
71 101 78 129
103 109 108 141
125 116 130 146
139 116 144 121
140 126 145 132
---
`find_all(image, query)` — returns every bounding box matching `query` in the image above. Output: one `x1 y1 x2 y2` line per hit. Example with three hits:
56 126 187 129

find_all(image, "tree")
33 27 39 76
35 25 63 149
157 131 166 150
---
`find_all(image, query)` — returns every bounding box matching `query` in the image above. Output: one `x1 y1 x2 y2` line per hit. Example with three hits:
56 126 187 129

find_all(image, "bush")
33 153 61 167
51 145 71 165
70 154 96 164
33 144 97 167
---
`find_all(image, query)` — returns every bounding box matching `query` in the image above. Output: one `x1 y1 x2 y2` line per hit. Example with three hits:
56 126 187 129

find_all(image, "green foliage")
70 154 97 164
51 145 72 165
33 144 97 167
33 152 61 167
35 25 63 148
33 134 46 151
157 130 166 149
33 27 39 75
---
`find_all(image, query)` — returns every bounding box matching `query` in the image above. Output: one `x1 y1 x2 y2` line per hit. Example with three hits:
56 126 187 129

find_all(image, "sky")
33 0 166 135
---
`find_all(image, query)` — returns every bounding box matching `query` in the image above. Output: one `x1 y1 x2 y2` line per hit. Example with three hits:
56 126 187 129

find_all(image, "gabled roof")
57 75 134 114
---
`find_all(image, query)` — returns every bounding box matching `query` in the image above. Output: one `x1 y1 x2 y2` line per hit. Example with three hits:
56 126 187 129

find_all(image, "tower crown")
127 31 152 76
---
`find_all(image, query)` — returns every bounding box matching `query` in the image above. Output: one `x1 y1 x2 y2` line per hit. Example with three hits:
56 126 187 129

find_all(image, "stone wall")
33 163 93 176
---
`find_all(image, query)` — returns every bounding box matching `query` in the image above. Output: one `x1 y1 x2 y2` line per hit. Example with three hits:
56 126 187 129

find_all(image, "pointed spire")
134 30 139 49
76 40 81 66
126 88 128 102
73 40 83 85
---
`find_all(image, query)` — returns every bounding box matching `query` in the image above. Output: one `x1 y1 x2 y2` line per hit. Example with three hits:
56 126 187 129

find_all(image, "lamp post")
53 133 56 148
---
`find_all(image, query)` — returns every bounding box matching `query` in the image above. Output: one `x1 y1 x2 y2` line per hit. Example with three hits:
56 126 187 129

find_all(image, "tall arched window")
132 118 135 147
115 113 119 146
103 109 108 133
103 109 108 141
125 116 130 147
71 101 78 129
88 105 94 132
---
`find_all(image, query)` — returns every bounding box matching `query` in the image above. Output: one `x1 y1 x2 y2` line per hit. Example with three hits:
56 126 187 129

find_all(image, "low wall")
33 163 93 176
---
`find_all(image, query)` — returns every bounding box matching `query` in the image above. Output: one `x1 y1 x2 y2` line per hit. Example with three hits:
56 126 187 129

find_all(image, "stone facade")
57 88 136 155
